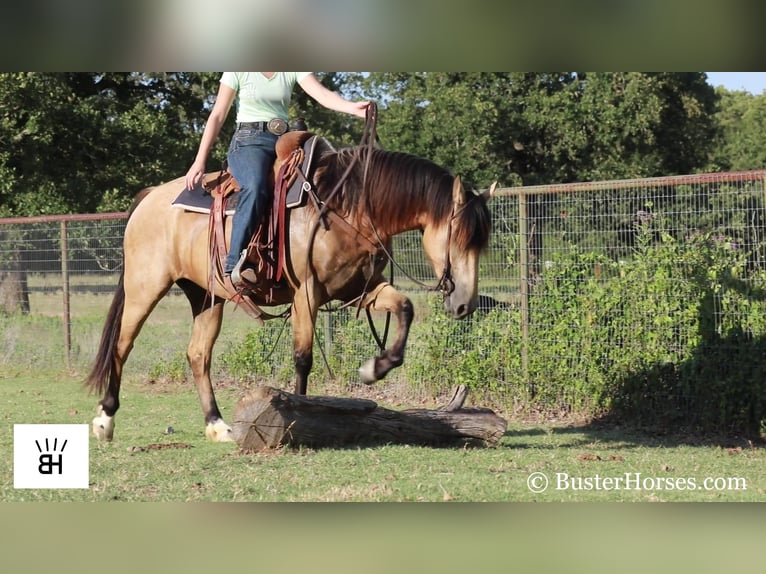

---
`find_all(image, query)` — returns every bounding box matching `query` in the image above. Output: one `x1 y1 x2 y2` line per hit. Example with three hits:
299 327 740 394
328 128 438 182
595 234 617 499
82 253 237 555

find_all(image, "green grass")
1 370 763 502
4 276 765 502
2 285 258 381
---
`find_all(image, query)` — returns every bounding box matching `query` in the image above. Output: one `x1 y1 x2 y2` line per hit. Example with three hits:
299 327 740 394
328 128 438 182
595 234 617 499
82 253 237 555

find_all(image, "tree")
0 227 30 315
356 72 719 188
0 72 220 217
0 73 219 313
0 72 731 314
288 72 369 147
355 72 521 188
710 87 766 171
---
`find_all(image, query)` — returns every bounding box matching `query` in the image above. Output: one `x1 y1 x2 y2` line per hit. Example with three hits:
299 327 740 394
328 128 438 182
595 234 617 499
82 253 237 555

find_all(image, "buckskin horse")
86 131 494 442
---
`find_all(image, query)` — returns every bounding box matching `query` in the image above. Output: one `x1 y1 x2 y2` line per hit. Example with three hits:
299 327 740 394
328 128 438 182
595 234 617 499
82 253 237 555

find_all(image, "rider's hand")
185 159 206 190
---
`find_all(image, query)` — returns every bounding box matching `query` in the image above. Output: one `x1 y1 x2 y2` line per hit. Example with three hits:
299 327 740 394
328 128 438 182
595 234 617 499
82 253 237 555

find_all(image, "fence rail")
3 170 766 432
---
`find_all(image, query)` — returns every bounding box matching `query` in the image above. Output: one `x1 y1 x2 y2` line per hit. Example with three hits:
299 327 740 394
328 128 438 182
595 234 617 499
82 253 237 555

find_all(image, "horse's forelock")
453 193 492 252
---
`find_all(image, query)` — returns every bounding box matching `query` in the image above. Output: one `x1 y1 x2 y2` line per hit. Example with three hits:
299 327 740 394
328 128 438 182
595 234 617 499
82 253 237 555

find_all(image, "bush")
404 294 522 404
524 228 766 435
219 319 295 384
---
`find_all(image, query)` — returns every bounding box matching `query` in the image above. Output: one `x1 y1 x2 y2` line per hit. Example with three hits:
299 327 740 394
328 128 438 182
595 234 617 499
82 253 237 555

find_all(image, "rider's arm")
298 74 369 119
185 82 237 189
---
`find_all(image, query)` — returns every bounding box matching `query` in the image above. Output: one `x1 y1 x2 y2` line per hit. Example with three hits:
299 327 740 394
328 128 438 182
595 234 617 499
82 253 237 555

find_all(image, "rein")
307 104 395 354
306 104 465 361
354 102 458 299
311 103 467 354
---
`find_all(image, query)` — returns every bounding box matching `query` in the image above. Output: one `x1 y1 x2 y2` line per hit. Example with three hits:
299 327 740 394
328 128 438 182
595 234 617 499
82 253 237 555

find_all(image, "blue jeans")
224 128 278 273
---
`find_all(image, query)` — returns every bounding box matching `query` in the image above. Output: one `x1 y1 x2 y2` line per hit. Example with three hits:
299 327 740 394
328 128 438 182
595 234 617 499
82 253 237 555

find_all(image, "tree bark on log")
231 385 507 452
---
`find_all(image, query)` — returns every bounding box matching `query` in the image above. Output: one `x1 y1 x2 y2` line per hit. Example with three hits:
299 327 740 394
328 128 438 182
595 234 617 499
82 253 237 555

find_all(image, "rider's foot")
229 249 248 284
239 266 258 284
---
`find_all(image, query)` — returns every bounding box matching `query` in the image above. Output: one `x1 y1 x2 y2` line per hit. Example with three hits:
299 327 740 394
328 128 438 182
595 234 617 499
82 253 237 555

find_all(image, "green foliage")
219 318 296 384
290 73 368 147
523 226 766 435
709 87 766 171
364 219 765 436
324 308 379 383
0 72 219 216
404 294 522 401
358 72 718 188
149 352 189 383
0 72 757 219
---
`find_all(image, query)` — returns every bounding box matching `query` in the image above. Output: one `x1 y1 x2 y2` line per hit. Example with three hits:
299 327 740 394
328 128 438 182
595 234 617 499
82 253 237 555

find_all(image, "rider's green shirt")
220 72 312 123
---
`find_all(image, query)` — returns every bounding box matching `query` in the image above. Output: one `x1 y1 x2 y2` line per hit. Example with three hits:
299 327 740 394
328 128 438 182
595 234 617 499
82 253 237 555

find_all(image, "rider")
184 72 369 284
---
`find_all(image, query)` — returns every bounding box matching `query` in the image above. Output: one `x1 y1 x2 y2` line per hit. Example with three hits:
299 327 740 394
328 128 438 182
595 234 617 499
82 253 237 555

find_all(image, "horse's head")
423 176 495 319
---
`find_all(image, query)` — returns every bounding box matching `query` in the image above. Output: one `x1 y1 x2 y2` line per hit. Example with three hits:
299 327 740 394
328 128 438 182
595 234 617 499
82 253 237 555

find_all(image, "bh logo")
14 424 89 489
36 437 66 474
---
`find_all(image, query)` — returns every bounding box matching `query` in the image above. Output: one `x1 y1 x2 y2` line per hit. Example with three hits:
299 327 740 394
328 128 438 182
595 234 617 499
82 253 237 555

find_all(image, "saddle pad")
171 181 238 215
285 135 336 208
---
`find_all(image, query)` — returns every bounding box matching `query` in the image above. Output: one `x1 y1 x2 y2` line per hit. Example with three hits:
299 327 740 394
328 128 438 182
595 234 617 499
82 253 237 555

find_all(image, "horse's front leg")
358 283 414 384
291 285 320 395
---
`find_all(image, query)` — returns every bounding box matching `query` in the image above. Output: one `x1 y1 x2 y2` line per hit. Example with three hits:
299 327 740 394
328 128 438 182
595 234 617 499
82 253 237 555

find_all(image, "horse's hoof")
205 420 234 443
92 406 115 441
359 358 378 385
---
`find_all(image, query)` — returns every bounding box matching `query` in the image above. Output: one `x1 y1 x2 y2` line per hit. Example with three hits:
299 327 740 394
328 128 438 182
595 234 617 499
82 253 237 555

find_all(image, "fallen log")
231 385 507 452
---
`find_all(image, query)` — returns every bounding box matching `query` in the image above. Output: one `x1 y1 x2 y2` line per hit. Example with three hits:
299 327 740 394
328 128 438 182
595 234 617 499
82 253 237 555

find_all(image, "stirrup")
229 249 248 285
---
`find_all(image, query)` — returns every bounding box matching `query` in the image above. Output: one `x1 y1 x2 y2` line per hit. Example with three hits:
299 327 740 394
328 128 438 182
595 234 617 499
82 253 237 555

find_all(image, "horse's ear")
452 175 466 206
481 181 498 202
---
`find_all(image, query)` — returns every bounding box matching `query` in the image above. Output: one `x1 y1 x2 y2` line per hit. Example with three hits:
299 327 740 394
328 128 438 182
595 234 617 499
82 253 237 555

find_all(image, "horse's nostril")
456 304 467 317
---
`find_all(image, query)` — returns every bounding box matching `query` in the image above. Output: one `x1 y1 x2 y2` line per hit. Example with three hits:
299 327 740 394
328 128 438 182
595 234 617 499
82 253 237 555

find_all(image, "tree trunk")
0 248 30 315
232 385 507 452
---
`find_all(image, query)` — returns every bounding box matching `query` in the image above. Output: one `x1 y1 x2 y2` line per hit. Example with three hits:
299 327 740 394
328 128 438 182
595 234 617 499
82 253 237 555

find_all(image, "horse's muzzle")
444 294 477 319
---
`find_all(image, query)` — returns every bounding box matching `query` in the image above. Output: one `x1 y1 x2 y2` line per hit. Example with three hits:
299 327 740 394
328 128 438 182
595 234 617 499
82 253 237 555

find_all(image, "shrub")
524 227 766 435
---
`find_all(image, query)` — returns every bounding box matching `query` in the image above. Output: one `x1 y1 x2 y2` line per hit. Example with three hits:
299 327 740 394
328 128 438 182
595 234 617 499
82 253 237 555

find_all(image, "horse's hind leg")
90 274 171 441
358 283 414 384
176 280 232 442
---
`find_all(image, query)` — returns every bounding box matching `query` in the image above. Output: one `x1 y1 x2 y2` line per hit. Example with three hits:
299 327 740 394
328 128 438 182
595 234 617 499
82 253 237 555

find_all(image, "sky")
706 72 766 94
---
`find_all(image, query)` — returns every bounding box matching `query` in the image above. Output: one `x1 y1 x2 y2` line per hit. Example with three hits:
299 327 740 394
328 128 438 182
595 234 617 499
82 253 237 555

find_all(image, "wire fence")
2 171 766 429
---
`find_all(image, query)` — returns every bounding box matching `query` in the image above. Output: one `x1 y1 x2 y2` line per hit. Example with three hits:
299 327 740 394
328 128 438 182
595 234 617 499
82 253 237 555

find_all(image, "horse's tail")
85 186 153 394
85 272 125 395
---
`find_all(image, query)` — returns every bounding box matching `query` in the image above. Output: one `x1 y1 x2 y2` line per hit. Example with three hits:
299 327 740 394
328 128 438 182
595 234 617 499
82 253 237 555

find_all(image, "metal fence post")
518 192 530 389
60 220 71 370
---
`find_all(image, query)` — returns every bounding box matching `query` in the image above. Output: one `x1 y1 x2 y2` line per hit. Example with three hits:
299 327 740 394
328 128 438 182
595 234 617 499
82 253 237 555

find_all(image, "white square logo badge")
14 424 90 489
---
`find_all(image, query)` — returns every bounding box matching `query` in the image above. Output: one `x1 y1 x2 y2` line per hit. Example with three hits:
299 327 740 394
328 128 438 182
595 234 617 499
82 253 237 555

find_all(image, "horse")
85 134 494 442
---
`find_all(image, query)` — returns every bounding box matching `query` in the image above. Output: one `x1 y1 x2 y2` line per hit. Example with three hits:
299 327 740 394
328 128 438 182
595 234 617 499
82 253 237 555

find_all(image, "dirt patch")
127 442 193 453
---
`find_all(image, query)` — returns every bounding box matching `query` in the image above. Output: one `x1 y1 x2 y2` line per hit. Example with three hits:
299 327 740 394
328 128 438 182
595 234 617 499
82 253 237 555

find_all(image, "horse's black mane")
315 147 491 251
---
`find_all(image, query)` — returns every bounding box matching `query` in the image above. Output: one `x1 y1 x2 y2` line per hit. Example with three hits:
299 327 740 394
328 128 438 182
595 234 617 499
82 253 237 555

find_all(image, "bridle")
370 196 483 299
435 203 457 297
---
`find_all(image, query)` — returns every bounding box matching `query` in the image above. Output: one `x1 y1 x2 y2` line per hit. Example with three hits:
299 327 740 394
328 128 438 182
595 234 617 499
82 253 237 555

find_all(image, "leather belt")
236 118 289 135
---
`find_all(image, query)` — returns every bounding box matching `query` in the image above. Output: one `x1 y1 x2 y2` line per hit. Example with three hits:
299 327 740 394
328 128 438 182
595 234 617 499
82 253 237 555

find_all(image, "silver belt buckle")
267 118 288 136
